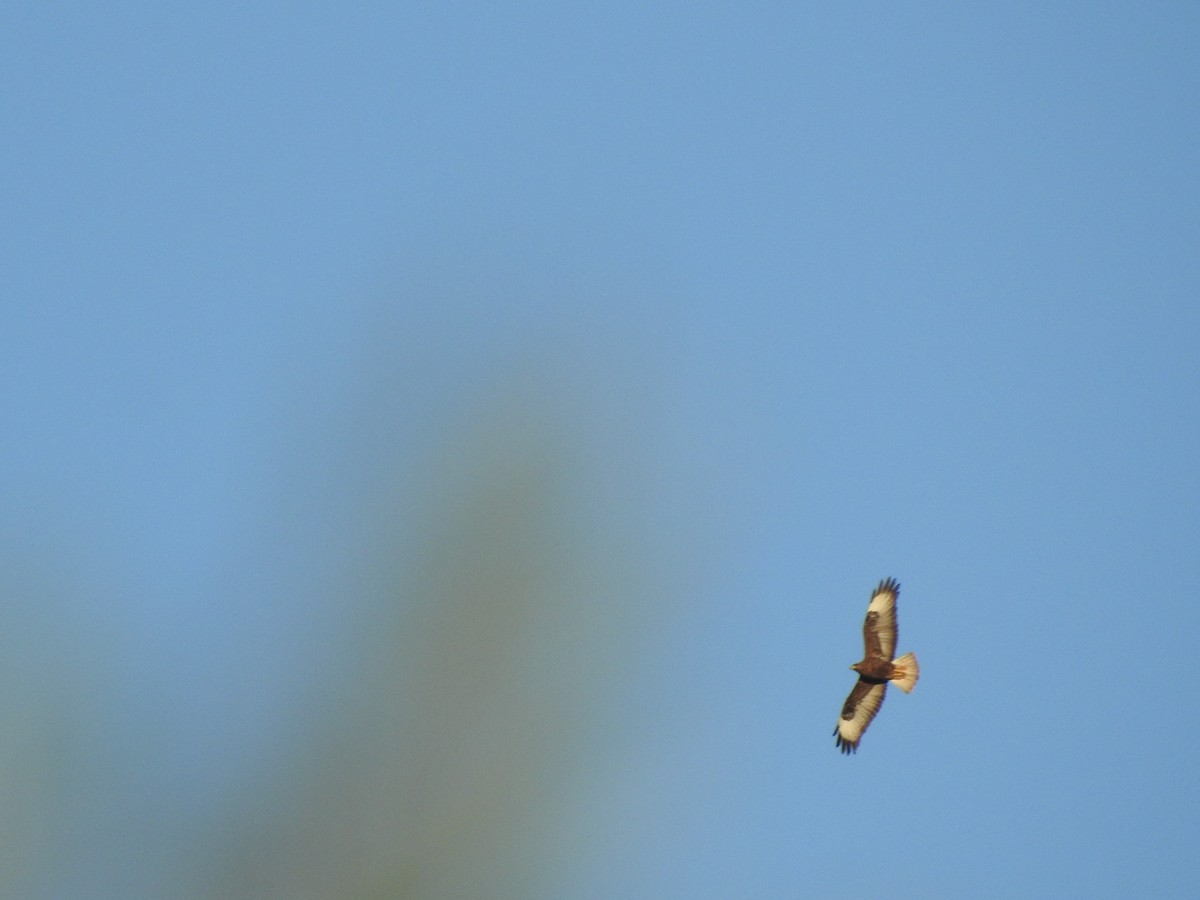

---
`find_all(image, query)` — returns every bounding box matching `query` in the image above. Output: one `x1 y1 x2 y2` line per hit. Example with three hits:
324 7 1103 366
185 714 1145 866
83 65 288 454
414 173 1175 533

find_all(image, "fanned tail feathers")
890 652 919 693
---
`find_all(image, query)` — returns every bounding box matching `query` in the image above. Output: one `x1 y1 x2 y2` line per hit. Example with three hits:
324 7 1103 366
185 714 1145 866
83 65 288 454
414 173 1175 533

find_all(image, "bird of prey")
834 577 919 754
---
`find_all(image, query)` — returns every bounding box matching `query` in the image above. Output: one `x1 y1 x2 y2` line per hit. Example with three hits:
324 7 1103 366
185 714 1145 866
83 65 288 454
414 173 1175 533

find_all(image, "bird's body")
850 658 899 682
834 577 919 754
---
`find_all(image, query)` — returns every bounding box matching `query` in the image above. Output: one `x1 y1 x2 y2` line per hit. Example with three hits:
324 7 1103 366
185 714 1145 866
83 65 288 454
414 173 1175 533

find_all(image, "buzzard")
834 577 919 754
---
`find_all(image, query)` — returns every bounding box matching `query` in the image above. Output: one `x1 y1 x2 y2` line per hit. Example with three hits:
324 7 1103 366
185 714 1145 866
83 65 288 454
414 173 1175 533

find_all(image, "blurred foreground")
4 293 691 899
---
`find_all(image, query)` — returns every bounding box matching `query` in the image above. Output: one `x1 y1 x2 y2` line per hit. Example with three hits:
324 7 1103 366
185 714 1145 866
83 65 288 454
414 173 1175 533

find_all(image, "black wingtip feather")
833 730 859 754
875 576 900 596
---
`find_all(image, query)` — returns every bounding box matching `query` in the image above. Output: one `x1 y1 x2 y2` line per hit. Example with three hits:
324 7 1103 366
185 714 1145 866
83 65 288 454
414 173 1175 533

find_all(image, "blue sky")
3 4 1198 898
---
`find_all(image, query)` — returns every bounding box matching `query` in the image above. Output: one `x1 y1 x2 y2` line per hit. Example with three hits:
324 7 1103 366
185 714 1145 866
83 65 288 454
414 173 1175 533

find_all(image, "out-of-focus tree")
193 359 674 899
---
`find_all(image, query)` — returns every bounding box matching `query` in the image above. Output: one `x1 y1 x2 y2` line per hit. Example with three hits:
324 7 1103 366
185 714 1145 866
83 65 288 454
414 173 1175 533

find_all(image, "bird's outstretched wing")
862 577 899 660
834 679 887 754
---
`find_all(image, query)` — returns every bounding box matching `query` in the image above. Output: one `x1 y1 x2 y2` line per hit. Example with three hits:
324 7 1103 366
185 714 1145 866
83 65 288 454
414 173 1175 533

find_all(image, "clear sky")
3 4 1198 898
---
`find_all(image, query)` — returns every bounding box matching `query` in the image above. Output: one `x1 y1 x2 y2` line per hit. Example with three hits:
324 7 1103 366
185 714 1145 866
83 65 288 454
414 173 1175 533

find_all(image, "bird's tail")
890 652 919 693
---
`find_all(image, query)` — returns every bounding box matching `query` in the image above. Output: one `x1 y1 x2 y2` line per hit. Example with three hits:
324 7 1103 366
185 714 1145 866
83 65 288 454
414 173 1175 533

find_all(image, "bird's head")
850 662 862 673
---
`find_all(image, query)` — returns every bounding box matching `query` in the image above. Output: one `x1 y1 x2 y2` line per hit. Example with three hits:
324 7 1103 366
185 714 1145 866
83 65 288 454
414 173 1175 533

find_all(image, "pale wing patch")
866 586 896 615
835 682 887 753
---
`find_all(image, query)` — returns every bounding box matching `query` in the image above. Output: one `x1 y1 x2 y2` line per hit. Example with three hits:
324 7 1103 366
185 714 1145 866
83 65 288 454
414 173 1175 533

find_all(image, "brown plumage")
834 577 920 754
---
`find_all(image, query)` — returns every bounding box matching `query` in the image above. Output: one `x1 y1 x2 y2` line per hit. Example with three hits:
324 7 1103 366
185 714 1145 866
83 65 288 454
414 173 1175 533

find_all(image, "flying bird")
834 577 919 754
